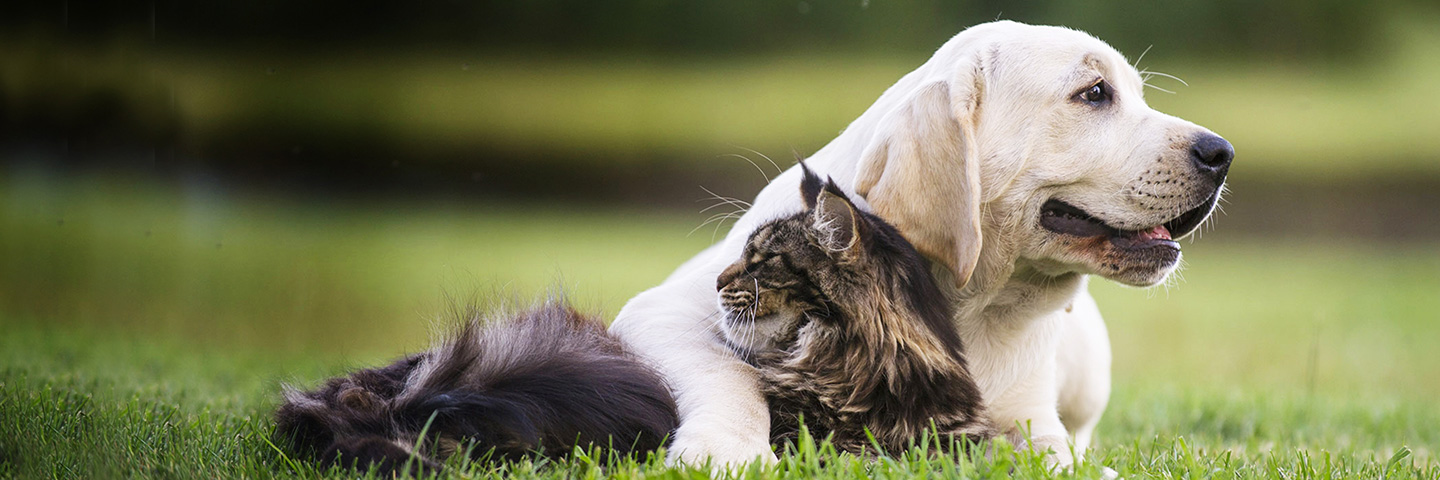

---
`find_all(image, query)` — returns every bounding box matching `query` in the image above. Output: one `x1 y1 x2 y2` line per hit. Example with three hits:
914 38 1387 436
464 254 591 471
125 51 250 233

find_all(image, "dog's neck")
939 241 1086 329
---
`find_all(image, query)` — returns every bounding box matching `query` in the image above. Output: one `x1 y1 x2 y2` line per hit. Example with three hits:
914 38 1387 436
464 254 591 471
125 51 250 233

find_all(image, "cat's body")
273 302 678 475
716 165 994 455
274 166 990 472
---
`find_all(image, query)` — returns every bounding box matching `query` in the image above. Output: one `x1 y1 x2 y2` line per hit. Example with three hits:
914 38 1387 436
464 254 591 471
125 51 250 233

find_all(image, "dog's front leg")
979 312 1082 469
610 267 778 469
979 329 1077 470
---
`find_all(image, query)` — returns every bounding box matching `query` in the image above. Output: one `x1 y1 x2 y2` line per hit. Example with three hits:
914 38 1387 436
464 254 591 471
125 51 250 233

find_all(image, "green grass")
2 174 1438 478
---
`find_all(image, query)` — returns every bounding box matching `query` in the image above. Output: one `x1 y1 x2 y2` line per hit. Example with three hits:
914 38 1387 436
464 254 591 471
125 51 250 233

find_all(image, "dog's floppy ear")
854 80 983 288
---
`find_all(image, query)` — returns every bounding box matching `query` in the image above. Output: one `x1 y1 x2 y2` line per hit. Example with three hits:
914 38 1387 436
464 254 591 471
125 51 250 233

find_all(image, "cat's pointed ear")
811 180 862 254
798 160 824 210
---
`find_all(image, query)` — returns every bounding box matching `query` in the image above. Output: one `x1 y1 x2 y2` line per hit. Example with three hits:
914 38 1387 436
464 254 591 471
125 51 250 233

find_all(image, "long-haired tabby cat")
274 166 989 472
716 164 994 455
273 301 678 475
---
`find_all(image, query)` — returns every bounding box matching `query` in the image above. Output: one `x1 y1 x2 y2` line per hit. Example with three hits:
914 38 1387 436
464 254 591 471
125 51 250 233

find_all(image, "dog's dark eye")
1078 81 1110 106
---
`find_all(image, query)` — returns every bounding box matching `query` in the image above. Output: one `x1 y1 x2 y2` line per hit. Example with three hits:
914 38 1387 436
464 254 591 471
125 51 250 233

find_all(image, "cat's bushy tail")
274 300 678 475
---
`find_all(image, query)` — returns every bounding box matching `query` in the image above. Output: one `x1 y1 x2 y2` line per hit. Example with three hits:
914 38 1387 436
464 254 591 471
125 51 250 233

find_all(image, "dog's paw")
1025 434 1119 478
666 419 777 472
1028 434 1076 471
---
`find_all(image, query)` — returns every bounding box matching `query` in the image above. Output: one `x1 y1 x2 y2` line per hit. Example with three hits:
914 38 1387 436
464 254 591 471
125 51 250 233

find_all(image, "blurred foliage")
3 2 1440 194
4 0 1433 60
7 16 1440 186
0 40 174 145
3 2 1440 206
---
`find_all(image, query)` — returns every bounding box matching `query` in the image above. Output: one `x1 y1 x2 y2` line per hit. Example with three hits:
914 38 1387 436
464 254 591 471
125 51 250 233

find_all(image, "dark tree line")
2 0 1421 60
0 0 1429 202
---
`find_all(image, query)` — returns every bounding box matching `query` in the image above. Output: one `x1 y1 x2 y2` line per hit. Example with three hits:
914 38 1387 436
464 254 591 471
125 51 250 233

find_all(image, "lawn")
2 173 1438 478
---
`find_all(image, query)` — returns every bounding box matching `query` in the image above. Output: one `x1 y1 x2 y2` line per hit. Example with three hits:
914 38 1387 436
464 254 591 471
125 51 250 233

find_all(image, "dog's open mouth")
1039 196 1214 251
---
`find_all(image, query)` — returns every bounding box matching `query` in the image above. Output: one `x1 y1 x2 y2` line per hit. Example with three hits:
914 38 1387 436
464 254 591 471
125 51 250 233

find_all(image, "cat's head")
715 164 952 356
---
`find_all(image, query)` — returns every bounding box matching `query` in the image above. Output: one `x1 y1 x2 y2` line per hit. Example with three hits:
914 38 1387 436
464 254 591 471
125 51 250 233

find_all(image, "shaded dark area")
2 142 771 209
2 0 1416 59
12 143 1440 243
3 0 1440 242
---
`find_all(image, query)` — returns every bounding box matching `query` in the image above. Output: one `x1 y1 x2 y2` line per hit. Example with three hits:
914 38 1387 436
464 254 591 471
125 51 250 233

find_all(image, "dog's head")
853 21 1232 289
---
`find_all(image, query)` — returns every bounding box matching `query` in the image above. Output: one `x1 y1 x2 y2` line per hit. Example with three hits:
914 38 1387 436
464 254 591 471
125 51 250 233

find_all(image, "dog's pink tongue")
1134 225 1172 241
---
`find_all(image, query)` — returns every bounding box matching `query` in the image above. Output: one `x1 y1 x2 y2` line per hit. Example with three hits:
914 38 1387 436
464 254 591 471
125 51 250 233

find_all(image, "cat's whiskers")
744 312 758 353
750 280 763 347
745 278 766 349
696 308 728 339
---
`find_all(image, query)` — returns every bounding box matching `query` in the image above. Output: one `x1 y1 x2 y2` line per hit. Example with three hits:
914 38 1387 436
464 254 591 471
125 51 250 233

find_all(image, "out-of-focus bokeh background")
3 0 1439 476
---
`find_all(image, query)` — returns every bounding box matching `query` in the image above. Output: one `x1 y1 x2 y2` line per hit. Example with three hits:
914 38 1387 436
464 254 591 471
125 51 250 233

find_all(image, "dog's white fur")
611 21 1224 468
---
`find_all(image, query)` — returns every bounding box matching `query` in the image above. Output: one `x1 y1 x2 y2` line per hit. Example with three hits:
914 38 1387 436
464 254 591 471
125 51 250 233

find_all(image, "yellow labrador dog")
611 20 1232 468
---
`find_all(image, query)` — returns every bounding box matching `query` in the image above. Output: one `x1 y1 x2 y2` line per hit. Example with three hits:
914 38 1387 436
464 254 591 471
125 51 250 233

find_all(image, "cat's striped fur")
716 164 994 455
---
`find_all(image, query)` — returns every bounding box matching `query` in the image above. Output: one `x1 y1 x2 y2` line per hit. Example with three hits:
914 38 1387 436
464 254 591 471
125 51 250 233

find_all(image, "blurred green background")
2 0 1440 475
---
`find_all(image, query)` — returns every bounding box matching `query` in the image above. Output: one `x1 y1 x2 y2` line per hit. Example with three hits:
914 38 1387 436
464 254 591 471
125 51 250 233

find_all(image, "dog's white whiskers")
1138 67 1185 95
1195 211 1221 243
1140 69 1189 87
1214 185 1232 216
1132 44 1154 70
1142 83 1177 95
1163 256 1190 295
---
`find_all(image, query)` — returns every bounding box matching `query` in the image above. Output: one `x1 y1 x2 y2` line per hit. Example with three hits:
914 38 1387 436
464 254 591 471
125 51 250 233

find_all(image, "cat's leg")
610 262 778 469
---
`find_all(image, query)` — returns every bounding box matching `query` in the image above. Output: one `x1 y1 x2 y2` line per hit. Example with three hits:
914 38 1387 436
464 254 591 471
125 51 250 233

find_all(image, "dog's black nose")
1190 133 1233 182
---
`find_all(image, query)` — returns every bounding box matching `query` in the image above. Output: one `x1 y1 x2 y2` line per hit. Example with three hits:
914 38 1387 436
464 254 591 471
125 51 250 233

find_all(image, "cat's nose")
717 263 745 291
